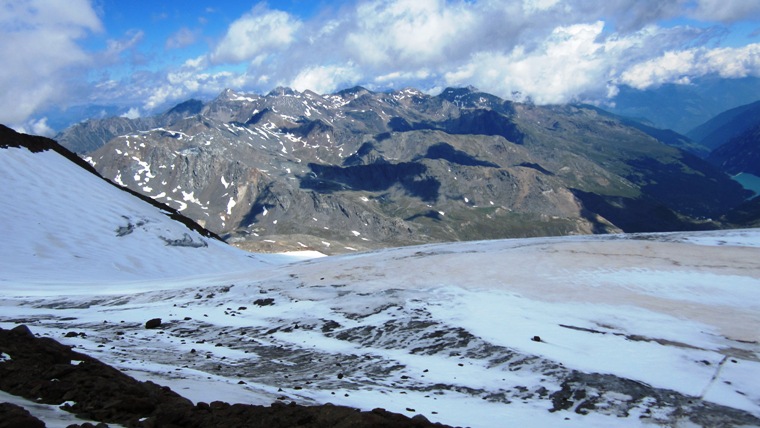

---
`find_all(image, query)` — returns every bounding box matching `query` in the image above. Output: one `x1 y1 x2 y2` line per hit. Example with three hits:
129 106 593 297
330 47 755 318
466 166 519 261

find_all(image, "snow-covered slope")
2 128 760 427
0 128 293 289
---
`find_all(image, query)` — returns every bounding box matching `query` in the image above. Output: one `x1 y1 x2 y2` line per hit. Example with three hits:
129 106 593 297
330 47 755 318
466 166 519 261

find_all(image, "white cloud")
120 107 141 119
290 64 362 94
142 67 251 111
618 50 699 89
99 0 760 115
345 0 476 67
183 56 208 70
14 117 55 137
210 5 302 64
143 84 188 111
444 21 619 104
619 43 760 89
0 0 101 125
6 0 760 130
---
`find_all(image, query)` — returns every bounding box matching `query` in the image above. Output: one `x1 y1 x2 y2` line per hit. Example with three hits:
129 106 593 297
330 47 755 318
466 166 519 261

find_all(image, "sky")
2 0 760 135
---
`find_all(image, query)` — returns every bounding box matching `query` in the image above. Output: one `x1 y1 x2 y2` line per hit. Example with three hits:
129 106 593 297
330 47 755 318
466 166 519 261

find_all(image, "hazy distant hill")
606 77 760 134
708 123 760 176
687 100 760 152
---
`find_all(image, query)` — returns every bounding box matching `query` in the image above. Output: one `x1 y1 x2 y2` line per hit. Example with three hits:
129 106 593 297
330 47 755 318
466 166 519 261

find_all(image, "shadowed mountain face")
56 87 750 253
708 124 760 176
687 100 760 152
685 100 760 226
692 99 760 179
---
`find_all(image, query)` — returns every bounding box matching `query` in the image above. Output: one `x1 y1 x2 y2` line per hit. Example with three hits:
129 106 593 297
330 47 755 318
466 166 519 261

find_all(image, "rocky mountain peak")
267 86 301 97
166 98 204 116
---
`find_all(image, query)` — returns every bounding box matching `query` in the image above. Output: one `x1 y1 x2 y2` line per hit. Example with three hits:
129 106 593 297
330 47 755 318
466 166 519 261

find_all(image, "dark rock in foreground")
0 325 449 428
0 402 45 428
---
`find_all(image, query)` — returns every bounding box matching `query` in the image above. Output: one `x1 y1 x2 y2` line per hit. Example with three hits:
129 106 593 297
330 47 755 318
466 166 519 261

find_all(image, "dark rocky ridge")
57 87 751 253
0 325 448 428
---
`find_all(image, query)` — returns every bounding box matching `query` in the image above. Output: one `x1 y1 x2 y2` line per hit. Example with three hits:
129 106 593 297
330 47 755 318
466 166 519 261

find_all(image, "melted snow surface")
1 229 759 426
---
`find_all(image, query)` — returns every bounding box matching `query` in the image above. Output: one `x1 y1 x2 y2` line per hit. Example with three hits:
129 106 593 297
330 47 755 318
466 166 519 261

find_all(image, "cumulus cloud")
141 67 251 111
210 4 302 64
94 0 760 114
271 0 759 102
6 0 760 130
290 64 362 94
14 117 55 137
120 107 141 119
345 0 476 67
0 0 101 126
444 22 619 104
620 43 760 89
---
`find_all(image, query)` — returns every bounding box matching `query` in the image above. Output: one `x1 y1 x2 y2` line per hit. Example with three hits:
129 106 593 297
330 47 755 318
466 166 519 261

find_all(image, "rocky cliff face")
64 87 749 253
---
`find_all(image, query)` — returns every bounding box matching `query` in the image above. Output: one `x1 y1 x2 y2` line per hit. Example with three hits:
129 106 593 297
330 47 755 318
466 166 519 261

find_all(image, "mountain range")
55 86 753 254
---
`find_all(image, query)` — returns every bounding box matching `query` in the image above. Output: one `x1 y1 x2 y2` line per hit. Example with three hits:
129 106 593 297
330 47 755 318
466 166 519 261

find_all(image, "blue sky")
2 0 760 134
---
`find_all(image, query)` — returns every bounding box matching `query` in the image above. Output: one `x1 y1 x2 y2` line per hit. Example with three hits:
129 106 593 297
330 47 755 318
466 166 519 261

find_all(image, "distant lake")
733 173 760 197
